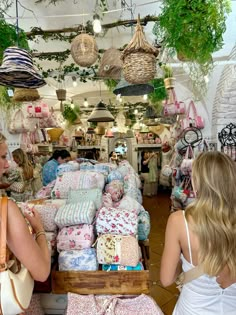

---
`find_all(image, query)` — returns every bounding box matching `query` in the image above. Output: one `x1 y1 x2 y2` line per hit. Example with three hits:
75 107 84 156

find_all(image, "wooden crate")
52 269 149 295
52 241 150 295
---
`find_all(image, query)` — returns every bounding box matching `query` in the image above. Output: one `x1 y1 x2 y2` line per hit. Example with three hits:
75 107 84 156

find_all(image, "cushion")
68 188 102 210
58 248 98 271
105 180 124 202
54 201 96 228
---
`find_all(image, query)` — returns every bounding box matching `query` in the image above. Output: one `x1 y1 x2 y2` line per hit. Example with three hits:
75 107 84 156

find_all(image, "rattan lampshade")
71 33 98 67
88 101 114 122
113 77 154 96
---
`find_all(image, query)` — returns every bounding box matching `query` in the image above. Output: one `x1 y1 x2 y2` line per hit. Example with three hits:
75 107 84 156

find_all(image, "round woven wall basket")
13 88 40 102
71 33 98 67
123 52 156 84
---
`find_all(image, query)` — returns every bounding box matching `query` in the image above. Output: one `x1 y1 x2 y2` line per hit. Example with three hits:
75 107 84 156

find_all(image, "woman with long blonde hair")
6 148 34 201
160 151 236 314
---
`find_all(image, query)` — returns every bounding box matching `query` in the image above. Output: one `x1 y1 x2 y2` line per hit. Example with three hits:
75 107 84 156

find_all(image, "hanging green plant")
62 104 80 124
148 78 167 104
0 86 21 112
0 19 29 63
153 0 231 65
104 79 118 92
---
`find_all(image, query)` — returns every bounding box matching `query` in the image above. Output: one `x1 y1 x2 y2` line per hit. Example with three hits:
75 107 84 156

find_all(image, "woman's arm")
160 211 182 287
6 199 50 282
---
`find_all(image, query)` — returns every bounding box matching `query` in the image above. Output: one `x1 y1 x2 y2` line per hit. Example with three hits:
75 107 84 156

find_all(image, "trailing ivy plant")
0 19 29 63
153 0 231 65
62 103 81 125
148 78 167 104
0 86 21 112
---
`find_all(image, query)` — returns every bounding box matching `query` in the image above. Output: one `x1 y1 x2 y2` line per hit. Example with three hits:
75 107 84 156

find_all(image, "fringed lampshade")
113 77 154 96
88 101 114 122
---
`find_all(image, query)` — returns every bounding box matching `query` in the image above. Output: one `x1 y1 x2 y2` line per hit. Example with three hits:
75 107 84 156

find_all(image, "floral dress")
7 167 33 202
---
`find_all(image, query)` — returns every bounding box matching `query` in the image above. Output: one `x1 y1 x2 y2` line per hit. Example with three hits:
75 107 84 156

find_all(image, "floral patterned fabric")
96 234 139 267
138 210 151 241
56 161 79 176
107 170 124 183
54 201 96 228
58 248 98 271
34 204 58 232
113 195 145 215
25 294 44 315
57 224 95 251
105 180 124 202
51 171 105 199
42 159 59 186
45 231 57 256
66 293 164 315
96 207 138 236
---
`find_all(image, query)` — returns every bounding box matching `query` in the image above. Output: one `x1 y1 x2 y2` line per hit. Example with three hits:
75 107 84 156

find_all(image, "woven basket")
13 88 40 102
47 128 64 143
56 89 66 101
121 15 158 84
123 52 157 84
71 33 98 67
98 48 123 80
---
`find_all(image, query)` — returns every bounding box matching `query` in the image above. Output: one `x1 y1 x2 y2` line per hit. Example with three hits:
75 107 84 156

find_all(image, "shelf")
77 146 100 150
135 144 162 150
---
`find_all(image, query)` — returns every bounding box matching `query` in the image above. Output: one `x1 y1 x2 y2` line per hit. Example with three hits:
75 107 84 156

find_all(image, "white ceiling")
4 0 236 109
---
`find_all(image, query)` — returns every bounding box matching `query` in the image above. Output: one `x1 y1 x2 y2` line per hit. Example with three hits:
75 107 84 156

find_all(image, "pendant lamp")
113 77 154 96
105 129 114 138
88 101 114 122
125 129 134 138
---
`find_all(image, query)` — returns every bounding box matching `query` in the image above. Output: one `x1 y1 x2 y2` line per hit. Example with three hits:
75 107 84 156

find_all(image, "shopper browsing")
160 151 236 314
42 149 71 186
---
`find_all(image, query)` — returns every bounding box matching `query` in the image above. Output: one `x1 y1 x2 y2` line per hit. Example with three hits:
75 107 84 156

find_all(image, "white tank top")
173 211 236 315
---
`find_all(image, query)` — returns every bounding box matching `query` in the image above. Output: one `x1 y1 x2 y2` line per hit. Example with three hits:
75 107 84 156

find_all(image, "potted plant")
153 0 231 67
161 64 175 89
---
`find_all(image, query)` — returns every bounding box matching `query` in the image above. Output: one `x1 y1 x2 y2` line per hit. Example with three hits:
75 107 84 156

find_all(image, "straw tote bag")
0 197 34 315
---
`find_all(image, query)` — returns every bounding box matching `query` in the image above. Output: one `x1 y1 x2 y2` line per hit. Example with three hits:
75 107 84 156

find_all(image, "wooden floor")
143 190 179 315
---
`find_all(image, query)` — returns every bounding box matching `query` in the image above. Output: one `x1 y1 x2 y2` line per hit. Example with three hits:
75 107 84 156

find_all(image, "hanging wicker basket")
98 48 123 80
121 15 158 84
56 89 66 101
71 33 98 67
13 88 40 102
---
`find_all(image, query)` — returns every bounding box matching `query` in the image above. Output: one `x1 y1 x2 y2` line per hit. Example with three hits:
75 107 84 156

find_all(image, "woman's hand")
24 209 44 233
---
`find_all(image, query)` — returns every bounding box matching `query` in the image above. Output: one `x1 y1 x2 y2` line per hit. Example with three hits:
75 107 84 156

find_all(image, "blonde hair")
186 151 236 278
0 132 6 144
12 148 33 180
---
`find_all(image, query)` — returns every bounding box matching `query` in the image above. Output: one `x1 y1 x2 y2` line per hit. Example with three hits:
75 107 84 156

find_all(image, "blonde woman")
160 151 236 314
7 148 34 201
0 132 50 284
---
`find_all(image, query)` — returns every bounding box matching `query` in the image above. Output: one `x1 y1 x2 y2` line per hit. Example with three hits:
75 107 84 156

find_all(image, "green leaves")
0 19 29 63
62 104 78 123
154 0 231 65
